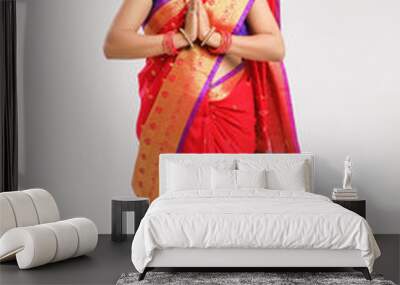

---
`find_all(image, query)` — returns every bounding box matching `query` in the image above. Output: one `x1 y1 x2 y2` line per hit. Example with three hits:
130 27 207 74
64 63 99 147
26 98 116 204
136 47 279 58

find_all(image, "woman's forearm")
208 32 285 62
230 34 285 62
103 30 188 59
104 29 285 61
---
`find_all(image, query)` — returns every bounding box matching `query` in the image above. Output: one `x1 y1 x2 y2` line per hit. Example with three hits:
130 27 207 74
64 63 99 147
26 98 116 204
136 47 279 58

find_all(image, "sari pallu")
133 0 300 201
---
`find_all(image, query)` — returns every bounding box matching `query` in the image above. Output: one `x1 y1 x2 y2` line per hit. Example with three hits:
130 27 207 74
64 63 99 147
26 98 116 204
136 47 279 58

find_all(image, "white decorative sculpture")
342 155 353 190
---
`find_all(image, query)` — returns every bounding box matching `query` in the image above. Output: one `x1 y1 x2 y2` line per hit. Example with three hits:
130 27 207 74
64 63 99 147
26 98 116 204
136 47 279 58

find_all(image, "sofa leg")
138 268 148 281
354 267 372 280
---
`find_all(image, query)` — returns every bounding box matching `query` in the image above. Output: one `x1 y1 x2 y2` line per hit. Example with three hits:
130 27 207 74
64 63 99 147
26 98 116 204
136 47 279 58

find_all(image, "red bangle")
208 30 232 55
162 31 178 55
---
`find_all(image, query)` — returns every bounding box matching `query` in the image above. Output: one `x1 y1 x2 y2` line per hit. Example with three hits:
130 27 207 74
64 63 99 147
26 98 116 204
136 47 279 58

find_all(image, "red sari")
133 0 300 201
180 67 257 153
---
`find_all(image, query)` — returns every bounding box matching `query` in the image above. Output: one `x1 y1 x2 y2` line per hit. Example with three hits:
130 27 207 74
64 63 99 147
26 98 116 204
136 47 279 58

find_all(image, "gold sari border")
144 0 186 35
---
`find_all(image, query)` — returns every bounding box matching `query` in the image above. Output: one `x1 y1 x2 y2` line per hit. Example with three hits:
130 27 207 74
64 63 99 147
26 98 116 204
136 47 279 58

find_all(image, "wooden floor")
0 235 398 285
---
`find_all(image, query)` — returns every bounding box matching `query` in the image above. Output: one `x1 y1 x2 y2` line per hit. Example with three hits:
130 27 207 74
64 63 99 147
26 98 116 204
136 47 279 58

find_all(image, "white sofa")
0 188 98 269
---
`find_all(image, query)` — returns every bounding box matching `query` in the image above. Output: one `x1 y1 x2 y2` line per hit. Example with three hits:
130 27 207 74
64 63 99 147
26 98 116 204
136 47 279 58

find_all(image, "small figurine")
342 155 353 190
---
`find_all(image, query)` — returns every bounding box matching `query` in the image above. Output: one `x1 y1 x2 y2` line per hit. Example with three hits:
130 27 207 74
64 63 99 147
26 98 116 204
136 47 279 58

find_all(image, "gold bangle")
200 27 216 47
178 28 194 48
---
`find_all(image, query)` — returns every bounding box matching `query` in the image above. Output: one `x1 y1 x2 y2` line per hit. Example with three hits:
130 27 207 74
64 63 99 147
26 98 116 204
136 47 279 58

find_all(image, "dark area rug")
116 272 396 285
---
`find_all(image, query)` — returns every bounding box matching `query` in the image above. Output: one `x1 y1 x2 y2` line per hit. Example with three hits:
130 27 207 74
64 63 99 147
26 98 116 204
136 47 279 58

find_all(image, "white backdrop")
16 0 400 234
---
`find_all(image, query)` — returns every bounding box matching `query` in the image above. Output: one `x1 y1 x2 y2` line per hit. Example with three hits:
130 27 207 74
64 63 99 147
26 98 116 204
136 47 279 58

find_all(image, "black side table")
112 196 149 242
333 199 366 219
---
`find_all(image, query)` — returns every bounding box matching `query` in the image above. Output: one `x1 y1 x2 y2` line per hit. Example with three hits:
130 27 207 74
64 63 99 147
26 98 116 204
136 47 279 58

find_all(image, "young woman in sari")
104 0 300 201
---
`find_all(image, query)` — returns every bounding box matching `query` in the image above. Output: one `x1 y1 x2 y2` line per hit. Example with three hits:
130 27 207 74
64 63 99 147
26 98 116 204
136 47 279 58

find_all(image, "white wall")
16 0 141 234
282 0 400 234
17 0 400 234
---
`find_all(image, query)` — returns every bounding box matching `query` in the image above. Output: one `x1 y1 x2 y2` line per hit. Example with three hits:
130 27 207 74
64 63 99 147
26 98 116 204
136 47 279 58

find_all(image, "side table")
332 199 366 219
111 196 149 242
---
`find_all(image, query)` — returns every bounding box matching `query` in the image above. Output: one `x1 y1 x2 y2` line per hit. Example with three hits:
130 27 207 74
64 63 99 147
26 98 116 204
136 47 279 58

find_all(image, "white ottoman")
0 189 98 269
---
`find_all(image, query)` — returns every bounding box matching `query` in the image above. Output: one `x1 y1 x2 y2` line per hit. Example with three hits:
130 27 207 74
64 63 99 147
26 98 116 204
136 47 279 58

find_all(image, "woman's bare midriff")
212 54 243 85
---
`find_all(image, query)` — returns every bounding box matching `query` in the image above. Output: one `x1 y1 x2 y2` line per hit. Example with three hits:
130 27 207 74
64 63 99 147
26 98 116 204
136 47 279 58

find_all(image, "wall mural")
105 0 299 201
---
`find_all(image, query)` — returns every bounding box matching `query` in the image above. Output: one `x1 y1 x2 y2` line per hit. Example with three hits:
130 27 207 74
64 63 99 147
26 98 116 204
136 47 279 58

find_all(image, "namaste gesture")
180 0 221 48
105 0 285 61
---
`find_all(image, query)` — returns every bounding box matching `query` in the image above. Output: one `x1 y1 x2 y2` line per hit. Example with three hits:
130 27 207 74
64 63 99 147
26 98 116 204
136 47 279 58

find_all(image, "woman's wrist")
206 32 222 48
173 32 190 49
208 31 232 54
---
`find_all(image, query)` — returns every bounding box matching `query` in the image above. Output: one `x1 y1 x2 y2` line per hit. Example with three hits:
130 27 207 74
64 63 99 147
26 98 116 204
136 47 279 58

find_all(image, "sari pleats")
180 70 256 154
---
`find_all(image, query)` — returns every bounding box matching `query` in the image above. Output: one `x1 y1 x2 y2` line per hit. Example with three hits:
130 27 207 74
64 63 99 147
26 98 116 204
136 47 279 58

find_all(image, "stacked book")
332 188 358 200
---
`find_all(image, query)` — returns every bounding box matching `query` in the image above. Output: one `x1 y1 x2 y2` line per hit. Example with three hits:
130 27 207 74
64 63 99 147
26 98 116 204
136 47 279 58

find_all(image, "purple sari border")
209 63 244 89
143 0 173 26
176 55 224 152
280 62 300 152
275 0 281 27
153 0 171 11
176 0 254 152
233 0 255 34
